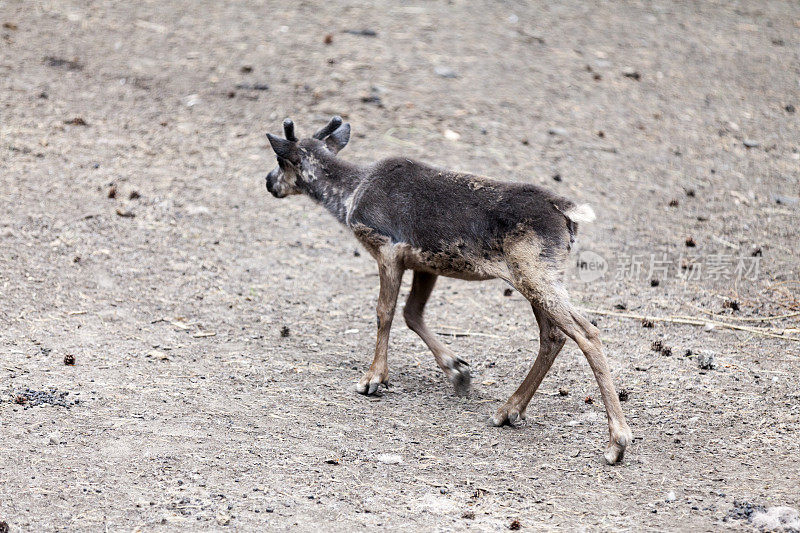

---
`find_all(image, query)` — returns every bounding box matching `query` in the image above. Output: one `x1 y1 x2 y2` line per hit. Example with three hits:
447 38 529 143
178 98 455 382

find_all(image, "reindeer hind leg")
404 271 471 395
492 304 567 426
504 243 632 464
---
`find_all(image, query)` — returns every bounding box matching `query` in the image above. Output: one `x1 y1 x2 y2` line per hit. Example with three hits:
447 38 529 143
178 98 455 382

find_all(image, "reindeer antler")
283 119 298 142
313 116 343 140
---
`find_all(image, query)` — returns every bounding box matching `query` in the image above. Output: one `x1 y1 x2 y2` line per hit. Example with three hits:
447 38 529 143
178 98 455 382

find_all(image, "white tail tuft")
564 204 596 224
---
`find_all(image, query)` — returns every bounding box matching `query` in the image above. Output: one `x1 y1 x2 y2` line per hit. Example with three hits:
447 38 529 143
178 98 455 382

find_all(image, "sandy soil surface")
1 0 799 531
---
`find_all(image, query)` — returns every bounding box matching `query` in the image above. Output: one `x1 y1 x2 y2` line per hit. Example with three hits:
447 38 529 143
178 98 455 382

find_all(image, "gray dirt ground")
1 0 799 531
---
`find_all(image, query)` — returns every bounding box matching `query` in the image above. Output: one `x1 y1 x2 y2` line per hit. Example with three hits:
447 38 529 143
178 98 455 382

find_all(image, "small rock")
107 185 117 199
618 389 629 402
552 173 562 182
3 22 18 30
443 129 461 141
240 65 253 73
323 34 333 44
215 512 231 526
0 520 8 533
685 236 696 247
697 350 716 370
235 83 269 91
666 491 676 502
668 199 679 207
785 104 795 113
742 139 759 148
376 453 403 464
641 319 654 328
622 67 641 80
183 94 201 107
547 127 568 137
434 66 459 78
772 194 799 205
360 93 382 106
45 56 83 70
509 519 522 530
48 432 62 445
558 388 570 397
115 208 135 218
280 326 290 338
129 190 141 200
147 350 171 361
650 278 660 287
186 204 211 215
584 396 593 404
344 29 377 37
462 511 475 519
64 117 88 126
64 354 75 366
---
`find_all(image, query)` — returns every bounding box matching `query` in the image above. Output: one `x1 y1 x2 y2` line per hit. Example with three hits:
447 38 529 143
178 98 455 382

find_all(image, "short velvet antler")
283 119 298 142
313 116 343 140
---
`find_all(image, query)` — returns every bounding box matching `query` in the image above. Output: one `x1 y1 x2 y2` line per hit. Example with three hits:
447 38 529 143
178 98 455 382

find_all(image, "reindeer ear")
266 133 295 160
326 123 351 154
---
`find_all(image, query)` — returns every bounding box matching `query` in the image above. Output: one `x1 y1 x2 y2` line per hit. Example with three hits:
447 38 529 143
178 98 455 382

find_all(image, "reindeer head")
265 116 351 198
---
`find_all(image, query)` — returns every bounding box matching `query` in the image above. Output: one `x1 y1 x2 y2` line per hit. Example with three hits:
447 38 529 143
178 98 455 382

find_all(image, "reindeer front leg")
356 257 404 395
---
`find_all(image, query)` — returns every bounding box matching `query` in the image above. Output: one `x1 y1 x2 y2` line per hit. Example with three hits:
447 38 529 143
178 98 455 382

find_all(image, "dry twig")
582 308 800 342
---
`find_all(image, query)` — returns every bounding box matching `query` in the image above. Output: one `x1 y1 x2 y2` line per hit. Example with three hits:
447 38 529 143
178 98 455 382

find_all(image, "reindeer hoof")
604 426 633 465
491 403 525 427
446 357 471 396
356 371 388 396
604 444 624 465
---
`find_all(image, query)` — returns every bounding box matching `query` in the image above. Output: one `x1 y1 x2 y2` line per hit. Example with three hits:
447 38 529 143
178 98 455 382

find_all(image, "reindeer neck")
299 149 364 223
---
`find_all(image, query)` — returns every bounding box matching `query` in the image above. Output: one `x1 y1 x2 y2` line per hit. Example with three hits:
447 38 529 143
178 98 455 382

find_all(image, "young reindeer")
264 116 633 464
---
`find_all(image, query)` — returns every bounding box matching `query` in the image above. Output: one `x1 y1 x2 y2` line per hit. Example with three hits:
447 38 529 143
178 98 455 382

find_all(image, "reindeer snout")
265 169 285 198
